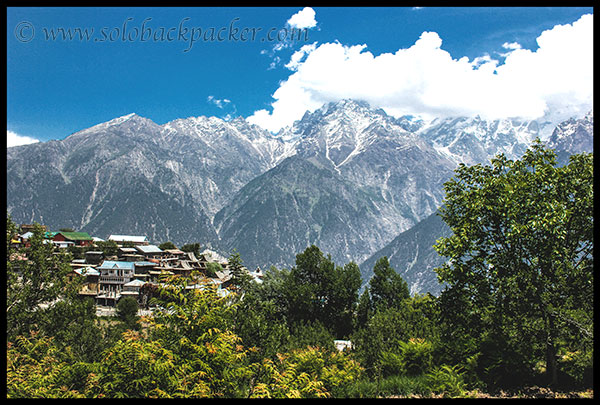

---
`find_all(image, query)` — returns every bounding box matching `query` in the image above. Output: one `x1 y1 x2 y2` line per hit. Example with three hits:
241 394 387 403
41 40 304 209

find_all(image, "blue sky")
6 6 594 145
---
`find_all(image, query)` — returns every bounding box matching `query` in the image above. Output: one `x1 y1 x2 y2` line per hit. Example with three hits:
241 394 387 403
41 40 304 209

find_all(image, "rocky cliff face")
6 112 283 244
215 100 458 269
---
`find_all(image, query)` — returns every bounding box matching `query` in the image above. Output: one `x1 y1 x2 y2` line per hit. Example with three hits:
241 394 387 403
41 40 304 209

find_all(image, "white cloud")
285 42 318 71
7 130 40 148
287 7 317 29
262 7 319 70
502 41 522 50
248 14 593 132
207 95 231 109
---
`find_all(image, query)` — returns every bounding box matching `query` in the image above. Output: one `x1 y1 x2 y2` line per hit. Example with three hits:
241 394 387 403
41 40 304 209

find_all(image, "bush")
557 348 594 388
381 374 431 397
116 296 139 330
380 351 403 378
399 338 433 376
425 364 468 398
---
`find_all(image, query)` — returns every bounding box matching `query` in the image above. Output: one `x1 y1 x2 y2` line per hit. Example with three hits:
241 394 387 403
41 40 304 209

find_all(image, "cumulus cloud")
7 130 40 148
287 7 317 29
248 14 593 132
262 7 319 70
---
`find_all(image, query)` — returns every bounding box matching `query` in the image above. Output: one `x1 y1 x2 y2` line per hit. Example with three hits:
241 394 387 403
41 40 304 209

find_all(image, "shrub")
399 338 433 376
425 364 468 398
378 374 431 397
380 351 403 378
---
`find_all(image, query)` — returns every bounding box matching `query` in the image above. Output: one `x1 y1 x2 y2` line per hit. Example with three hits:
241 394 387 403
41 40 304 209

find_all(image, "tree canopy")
434 141 593 387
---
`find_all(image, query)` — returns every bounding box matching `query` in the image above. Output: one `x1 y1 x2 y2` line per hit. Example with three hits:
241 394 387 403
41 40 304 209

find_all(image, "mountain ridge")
6 100 593 294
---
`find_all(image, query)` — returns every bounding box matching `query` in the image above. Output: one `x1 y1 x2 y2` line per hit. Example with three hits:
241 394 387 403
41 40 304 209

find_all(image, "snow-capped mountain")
360 111 593 295
546 110 593 163
417 115 544 165
215 100 456 269
6 100 593 294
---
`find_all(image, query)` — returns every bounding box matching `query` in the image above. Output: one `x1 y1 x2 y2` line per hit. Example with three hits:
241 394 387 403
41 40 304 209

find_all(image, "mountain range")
6 100 593 294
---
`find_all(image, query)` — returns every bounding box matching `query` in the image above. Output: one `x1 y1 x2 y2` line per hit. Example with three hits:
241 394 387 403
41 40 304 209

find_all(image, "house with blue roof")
96 261 137 306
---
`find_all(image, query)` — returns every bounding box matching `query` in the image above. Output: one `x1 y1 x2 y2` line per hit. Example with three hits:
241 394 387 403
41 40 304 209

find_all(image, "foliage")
377 374 431 397
6 218 76 340
249 346 363 398
228 249 253 292
286 245 362 338
205 261 222 277
425 365 469 398
434 142 593 387
369 256 410 310
145 275 254 397
7 332 86 398
180 242 201 257
233 286 291 363
158 241 177 250
398 338 434 376
95 240 119 256
352 295 440 379
116 296 140 330
40 297 106 363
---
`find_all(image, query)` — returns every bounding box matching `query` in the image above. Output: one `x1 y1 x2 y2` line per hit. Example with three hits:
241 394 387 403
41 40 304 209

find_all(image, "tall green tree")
434 141 593 387
285 246 362 338
158 241 177 251
369 256 410 310
7 218 75 340
228 250 253 292
116 296 140 331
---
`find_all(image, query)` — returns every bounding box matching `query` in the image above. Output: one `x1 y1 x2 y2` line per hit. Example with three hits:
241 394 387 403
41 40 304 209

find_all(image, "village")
10 224 265 317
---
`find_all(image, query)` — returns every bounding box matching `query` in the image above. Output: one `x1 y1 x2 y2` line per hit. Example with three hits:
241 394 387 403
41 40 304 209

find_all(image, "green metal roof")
57 231 93 241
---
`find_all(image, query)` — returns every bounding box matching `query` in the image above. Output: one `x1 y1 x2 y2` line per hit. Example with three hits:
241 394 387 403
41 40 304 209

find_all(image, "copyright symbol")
15 21 35 43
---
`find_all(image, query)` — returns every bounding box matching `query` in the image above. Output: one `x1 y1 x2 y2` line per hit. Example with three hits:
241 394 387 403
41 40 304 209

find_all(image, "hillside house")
71 266 100 297
132 261 157 282
118 247 144 262
108 234 149 246
135 244 164 260
53 231 94 247
96 260 135 305
121 278 146 300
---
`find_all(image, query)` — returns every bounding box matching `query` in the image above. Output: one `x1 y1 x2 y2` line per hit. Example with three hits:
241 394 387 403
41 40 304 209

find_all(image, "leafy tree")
93 330 208 398
352 294 440 379
95 240 119 257
434 141 593 388
6 218 76 340
158 241 177 251
203 261 220 277
146 275 254 397
228 250 253 292
180 242 201 257
285 245 362 337
6 332 86 398
41 297 105 363
234 291 292 363
329 261 362 337
369 256 410 310
116 296 140 331
355 287 373 330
